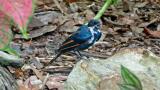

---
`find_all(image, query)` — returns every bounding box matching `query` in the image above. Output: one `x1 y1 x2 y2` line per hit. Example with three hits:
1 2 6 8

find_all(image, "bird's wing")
71 25 92 42
58 25 92 52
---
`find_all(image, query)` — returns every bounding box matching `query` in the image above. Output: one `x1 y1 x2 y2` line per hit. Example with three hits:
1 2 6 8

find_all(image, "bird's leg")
69 50 90 61
75 50 90 60
73 50 82 60
77 50 82 57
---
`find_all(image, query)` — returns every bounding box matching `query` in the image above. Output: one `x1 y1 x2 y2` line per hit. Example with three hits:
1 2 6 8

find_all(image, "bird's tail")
48 52 61 64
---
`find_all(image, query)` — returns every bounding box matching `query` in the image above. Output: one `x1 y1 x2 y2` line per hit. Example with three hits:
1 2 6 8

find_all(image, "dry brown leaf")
46 76 67 90
30 65 44 81
65 0 77 3
144 27 160 38
24 76 42 90
15 68 24 77
19 85 39 90
18 79 39 90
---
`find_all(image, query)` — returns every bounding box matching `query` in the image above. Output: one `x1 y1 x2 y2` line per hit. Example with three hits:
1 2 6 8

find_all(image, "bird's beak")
95 24 101 29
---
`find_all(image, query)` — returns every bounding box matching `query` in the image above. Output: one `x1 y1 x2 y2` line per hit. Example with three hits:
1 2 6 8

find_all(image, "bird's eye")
95 24 100 28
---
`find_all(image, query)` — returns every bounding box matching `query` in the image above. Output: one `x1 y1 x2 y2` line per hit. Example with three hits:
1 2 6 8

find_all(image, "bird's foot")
76 55 90 61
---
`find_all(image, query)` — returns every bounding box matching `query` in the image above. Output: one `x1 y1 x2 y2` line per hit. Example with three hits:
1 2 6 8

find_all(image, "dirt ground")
11 0 160 89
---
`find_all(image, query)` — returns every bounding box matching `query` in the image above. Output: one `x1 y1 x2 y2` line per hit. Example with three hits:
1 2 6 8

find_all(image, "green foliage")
0 13 18 55
0 0 35 55
120 65 142 90
120 84 139 90
4 47 19 56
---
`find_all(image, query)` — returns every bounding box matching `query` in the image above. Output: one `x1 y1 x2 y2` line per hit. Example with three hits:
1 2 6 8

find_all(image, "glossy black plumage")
49 19 101 64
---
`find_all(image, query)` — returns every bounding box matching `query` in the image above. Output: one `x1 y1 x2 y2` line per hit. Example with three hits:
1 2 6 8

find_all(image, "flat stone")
65 48 160 90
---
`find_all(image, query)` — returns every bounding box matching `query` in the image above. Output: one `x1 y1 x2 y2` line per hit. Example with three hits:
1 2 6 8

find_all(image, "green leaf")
4 47 19 56
0 0 36 39
119 84 138 90
0 12 19 55
0 12 12 50
121 65 142 90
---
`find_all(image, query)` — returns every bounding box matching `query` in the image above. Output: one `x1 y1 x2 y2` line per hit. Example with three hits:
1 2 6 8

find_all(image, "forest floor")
12 0 160 89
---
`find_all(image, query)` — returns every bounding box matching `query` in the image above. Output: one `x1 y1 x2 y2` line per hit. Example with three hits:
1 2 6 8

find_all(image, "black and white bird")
49 19 102 64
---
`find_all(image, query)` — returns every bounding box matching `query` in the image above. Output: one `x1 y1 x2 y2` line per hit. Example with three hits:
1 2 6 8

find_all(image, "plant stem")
20 27 29 39
94 0 114 20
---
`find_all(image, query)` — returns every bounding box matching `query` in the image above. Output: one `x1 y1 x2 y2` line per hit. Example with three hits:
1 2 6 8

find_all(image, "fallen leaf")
19 86 39 90
66 0 77 3
144 27 160 38
8 67 24 78
46 76 67 90
30 65 44 81
23 76 41 90
120 16 134 25
18 79 39 90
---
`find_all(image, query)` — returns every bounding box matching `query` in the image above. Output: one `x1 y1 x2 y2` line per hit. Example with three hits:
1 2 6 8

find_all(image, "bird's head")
88 19 102 42
88 19 100 30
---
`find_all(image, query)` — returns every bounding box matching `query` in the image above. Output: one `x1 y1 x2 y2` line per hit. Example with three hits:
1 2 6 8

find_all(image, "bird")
49 19 102 64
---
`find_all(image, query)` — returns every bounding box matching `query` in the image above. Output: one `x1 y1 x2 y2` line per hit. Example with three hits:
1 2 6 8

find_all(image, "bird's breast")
88 27 95 44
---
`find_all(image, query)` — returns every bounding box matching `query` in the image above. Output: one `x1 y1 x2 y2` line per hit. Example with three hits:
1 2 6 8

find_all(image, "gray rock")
0 66 18 90
65 48 160 90
0 51 24 67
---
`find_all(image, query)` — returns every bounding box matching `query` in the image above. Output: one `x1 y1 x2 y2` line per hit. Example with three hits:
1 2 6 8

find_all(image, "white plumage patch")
88 27 95 44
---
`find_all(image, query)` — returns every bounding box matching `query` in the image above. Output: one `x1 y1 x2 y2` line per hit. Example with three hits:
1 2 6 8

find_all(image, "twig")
95 41 110 46
43 69 71 74
45 47 51 56
78 51 109 59
138 18 158 27
45 66 72 69
53 0 64 14
41 73 50 90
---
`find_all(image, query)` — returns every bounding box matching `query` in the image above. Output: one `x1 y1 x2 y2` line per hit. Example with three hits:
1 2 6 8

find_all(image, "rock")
0 51 24 68
0 66 18 90
64 48 160 90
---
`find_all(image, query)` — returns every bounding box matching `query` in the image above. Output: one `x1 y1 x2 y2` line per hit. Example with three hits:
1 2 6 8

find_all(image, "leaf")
121 65 142 90
0 12 12 49
46 75 67 90
144 27 160 38
0 0 35 39
119 84 138 90
0 11 18 55
66 0 77 3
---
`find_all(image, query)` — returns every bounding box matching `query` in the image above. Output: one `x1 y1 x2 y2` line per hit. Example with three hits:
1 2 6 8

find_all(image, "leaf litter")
6 0 160 89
